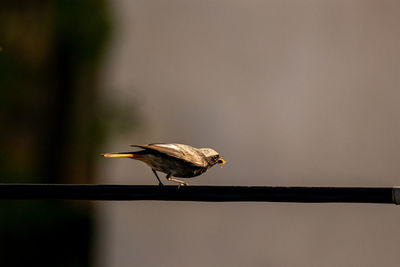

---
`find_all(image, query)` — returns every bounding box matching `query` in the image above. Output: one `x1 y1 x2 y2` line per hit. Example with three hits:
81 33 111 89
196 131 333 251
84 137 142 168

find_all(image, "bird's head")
199 148 226 168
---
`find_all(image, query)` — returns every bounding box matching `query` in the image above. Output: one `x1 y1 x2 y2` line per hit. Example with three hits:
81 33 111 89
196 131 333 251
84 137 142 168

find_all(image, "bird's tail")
101 152 138 158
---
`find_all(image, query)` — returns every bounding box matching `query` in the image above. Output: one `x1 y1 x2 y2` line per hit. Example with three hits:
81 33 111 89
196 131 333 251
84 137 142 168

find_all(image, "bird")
101 143 225 186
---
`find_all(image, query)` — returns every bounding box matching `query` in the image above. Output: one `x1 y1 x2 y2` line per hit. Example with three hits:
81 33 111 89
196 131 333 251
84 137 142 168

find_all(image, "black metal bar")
0 184 395 204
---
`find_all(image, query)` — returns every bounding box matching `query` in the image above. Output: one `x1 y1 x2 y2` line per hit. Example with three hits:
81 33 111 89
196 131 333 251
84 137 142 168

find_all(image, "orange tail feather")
101 153 135 158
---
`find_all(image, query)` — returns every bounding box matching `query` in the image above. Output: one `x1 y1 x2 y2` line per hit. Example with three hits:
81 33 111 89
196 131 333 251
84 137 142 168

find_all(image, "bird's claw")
178 182 188 188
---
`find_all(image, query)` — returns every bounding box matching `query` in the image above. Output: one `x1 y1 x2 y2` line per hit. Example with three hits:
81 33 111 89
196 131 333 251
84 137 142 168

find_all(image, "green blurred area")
0 1 117 266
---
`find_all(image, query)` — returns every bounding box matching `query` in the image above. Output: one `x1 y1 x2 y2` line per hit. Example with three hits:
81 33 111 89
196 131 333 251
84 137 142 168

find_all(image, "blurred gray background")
1 0 397 266
95 0 400 266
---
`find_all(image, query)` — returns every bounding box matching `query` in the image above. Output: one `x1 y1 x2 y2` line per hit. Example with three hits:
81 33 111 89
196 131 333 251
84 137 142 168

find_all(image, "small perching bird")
101 143 225 186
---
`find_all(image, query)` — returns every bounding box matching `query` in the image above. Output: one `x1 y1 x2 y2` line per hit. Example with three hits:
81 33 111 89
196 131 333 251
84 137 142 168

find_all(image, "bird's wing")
130 143 207 167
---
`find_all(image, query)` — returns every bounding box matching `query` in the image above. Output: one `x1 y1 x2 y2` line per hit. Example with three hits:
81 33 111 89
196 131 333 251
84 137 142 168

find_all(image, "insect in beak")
217 157 226 168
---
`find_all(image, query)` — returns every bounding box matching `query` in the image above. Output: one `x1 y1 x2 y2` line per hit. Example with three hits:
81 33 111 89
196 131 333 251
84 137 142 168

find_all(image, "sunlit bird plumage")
101 143 225 186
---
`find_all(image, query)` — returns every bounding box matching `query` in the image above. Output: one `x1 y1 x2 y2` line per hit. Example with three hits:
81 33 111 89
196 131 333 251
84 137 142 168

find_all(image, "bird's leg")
166 173 188 187
152 169 163 187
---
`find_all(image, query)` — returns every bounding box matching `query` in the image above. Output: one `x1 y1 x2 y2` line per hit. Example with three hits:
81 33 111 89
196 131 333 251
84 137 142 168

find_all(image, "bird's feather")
130 143 207 167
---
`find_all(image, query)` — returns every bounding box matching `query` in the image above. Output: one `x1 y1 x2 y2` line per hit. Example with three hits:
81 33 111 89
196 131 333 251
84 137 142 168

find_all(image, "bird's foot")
178 182 189 188
166 176 188 188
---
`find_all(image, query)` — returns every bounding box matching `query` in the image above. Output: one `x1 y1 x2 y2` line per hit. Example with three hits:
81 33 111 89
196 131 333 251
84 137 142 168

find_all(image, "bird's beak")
217 157 226 168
